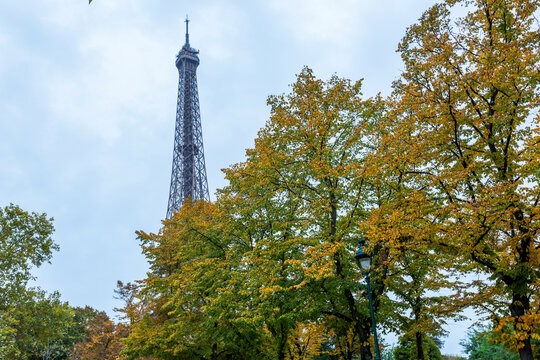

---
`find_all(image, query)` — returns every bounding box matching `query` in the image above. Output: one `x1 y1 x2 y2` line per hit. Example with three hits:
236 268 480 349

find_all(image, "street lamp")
355 238 382 360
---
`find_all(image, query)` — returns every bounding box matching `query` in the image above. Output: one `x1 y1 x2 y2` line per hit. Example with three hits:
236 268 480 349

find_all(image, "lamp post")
355 238 382 360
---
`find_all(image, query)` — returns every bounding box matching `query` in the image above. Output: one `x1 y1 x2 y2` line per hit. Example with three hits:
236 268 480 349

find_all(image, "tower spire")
185 15 190 45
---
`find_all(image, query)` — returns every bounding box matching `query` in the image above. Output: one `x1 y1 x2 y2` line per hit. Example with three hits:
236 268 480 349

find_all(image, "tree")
2 288 74 360
70 311 128 360
287 323 327 360
220 139 321 360
125 68 388 360
124 200 270 360
0 204 56 292
0 204 97 360
393 334 444 360
15 289 78 360
0 204 63 359
461 327 520 360
384 251 460 360
221 67 387 359
375 0 540 359
114 281 143 327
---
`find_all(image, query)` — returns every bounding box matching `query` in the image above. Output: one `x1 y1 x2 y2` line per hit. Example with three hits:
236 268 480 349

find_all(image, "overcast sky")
1 0 475 355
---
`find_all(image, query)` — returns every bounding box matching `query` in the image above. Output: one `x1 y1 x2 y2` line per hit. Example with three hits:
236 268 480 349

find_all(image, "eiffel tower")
166 16 210 219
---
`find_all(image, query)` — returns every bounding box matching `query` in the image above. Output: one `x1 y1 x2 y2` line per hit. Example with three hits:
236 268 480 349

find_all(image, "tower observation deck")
166 17 210 218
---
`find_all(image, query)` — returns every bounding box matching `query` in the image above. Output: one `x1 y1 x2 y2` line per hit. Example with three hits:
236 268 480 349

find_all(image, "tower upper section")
176 16 200 69
166 16 210 219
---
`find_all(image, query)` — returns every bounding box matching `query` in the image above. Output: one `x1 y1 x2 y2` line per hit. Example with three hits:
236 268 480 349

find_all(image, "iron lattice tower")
167 17 210 218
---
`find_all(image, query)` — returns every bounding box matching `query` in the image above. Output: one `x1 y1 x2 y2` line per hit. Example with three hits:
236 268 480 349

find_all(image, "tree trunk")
415 332 425 360
346 337 354 360
328 188 373 360
508 228 534 360
276 322 288 360
211 343 218 360
358 326 373 360
277 343 286 360
510 292 534 360
413 300 425 360
344 288 372 360
518 347 534 360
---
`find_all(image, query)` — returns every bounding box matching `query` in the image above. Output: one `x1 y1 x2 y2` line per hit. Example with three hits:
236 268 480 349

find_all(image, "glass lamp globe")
355 239 372 272
355 251 371 271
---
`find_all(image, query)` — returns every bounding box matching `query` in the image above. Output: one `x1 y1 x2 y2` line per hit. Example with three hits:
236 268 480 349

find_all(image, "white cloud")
0 0 174 145
35 0 86 29
266 0 364 46
42 18 175 144
192 3 247 62
35 0 145 29
262 0 436 78
0 29 9 82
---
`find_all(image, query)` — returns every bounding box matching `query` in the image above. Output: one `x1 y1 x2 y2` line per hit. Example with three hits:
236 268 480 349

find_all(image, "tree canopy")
46 0 540 359
366 0 540 358
0 205 104 360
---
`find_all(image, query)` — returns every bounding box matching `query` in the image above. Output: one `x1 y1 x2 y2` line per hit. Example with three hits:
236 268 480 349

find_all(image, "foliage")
382 346 394 360
287 323 327 360
0 204 56 292
6 288 78 360
124 69 387 360
114 281 143 326
461 327 519 360
222 66 386 360
124 200 271 360
70 311 129 360
365 0 540 358
393 334 444 360
0 204 103 360
0 204 69 359
118 1 540 359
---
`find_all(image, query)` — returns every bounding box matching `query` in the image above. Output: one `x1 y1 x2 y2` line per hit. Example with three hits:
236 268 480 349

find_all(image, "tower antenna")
185 15 190 45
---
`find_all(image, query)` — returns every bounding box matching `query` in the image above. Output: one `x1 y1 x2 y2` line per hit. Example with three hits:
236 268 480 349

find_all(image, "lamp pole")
355 238 382 360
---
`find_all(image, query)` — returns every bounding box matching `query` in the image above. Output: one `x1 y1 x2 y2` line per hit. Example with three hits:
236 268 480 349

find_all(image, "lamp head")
355 238 371 272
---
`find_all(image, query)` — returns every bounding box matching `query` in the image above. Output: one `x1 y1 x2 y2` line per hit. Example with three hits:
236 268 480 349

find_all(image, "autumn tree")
363 144 465 360
124 200 270 360
70 311 129 360
114 281 143 327
286 323 328 360
372 0 540 359
393 334 445 360
221 67 387 360
461 326 521 360
219 144 319 360
124 69 389 360
382 251 460 360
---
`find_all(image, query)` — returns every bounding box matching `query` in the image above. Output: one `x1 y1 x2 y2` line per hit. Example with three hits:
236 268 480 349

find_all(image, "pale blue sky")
0 0 473 355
